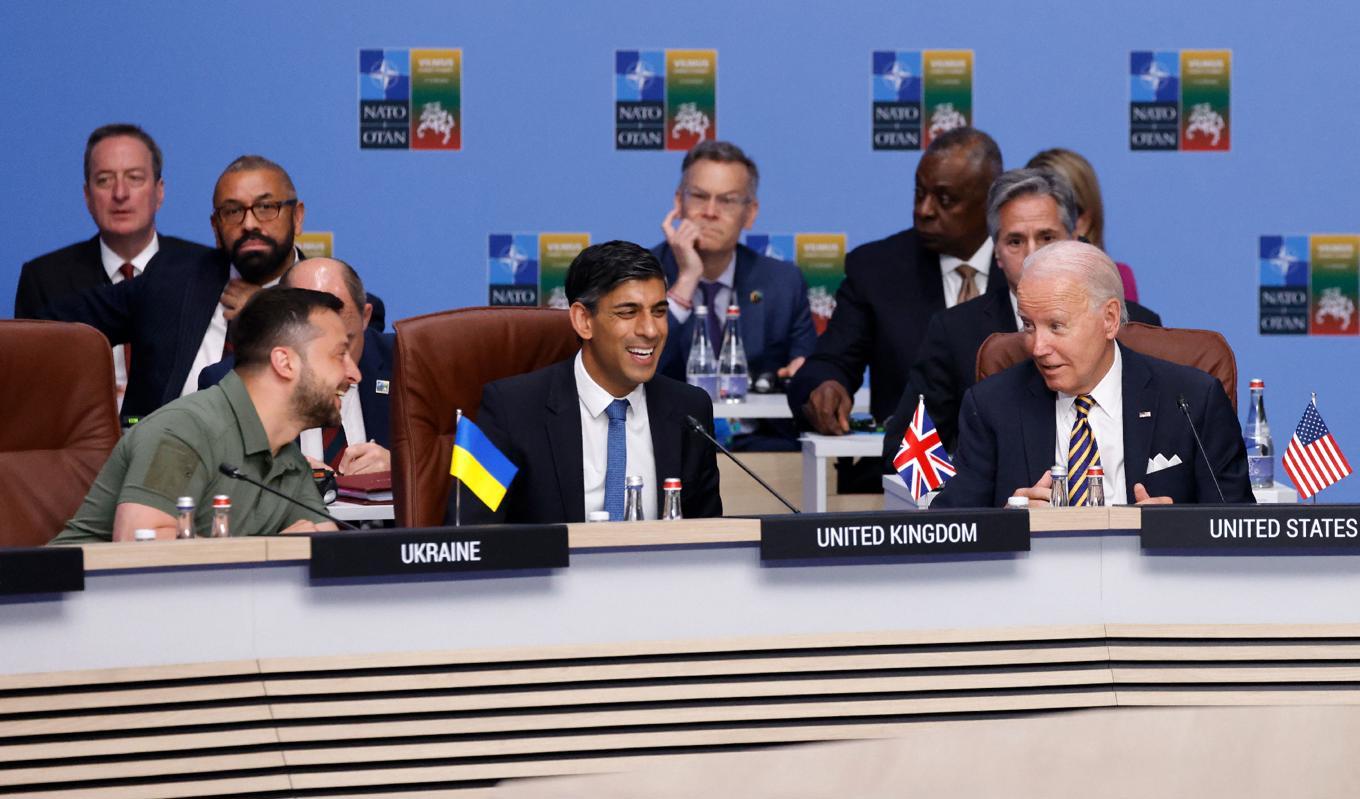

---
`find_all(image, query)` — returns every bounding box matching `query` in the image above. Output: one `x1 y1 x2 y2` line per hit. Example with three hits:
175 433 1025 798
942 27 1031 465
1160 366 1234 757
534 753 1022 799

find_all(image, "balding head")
282 257 371 364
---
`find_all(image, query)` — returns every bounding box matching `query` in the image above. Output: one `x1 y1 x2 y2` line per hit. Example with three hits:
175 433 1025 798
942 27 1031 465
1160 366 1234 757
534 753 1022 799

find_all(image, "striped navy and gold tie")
1066 394 1101 506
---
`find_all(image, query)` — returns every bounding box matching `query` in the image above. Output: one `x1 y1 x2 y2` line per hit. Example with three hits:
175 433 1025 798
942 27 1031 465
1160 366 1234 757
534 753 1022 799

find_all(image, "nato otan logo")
615 49 717 151
488 234 539 306
360 48 462 150
1130 50 1230 151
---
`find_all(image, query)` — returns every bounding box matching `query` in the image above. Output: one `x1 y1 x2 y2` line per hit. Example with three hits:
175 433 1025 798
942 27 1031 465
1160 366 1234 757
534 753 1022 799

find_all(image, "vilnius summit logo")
360 48 462 150
615 49 717 151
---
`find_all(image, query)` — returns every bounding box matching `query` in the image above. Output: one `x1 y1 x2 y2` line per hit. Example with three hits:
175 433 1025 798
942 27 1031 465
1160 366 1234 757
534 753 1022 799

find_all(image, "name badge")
310 525 568 579
1142 505 1360 550
761 510 1029 562
0 547 84 595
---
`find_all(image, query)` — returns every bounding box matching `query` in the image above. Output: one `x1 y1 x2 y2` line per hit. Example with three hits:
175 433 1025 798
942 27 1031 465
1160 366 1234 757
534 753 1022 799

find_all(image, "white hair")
1022 240 1128 324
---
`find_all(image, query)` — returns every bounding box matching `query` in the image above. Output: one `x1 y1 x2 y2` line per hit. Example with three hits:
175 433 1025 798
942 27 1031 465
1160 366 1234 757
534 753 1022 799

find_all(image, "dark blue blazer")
446 358 723 525
197 326 396 448
14 234 212 319
931 344 1254 508
653 242 816 380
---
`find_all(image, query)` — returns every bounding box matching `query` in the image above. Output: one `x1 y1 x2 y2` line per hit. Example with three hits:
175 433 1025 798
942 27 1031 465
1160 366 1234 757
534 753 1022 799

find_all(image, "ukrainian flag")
450 416 518 511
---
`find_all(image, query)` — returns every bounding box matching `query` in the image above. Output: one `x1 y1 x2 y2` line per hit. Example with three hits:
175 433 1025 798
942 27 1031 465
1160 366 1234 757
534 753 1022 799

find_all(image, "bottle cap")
133 528 157 542
625 475 644 488
726 304 740 317
587 510 612 523
212 494 231 508
1006 496 1030 509
663 478 682 490
694 304 708 315
1050 464 1068 477
176 496 195 510
1249 378 1264 388
1088 466 1104 477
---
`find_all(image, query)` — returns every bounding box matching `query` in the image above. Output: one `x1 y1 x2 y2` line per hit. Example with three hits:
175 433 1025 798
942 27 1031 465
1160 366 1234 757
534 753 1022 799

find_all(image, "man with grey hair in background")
883 168 1162 458
932 240 1252 508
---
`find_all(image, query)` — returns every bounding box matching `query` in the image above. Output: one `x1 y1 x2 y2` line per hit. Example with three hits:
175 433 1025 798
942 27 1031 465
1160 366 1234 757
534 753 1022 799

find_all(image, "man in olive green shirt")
54 288 361 543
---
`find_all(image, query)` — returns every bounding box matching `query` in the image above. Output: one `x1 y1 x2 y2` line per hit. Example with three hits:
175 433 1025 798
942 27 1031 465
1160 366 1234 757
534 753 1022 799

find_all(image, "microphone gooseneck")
684 415 801 513
218 462 359 530
1175 395 1227 503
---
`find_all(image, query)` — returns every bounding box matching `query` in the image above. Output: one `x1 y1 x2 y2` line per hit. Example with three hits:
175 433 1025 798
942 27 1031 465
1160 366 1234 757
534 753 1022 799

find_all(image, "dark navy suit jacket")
196 326 395 448
931 344 1254 508
652 242 816 380
447 358 723 525
14 234 212 319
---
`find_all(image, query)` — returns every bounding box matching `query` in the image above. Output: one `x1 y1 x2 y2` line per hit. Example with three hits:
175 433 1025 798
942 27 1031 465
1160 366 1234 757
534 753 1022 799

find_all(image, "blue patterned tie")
603 398 630 521
1066 394 1101 506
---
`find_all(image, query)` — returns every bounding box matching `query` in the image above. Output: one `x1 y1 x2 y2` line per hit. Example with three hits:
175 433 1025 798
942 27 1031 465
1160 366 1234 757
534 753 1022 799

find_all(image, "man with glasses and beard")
39 155 379 425
53 288 359 543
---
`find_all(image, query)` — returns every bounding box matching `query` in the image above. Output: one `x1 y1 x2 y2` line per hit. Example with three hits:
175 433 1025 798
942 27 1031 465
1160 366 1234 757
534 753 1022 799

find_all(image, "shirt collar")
938 238 995 279
99 233 160 280
702 253 737 290
574 351 647 418
219 370 273 457
1058 343 1123 417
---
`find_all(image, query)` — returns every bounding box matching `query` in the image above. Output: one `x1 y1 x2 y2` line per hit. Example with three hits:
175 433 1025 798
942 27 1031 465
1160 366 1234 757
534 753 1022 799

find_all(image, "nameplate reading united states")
0 547 84 595
761 510 1029 561
1141 505 1360 550
309 525 569 579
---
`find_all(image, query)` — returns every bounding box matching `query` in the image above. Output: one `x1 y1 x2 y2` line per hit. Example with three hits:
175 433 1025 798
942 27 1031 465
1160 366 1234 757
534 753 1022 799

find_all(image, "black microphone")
684 415 800 513
1175 395 1227 503
218 463 359 530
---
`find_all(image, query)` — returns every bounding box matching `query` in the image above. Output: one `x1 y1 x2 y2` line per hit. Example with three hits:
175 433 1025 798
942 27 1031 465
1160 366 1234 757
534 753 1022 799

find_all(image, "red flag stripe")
1320 435 1353 475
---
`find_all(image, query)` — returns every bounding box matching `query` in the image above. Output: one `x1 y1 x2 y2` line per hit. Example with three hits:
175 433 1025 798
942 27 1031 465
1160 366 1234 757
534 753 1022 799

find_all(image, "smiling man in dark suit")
932 240 1252 508
450 240 722 524
13 124 210 406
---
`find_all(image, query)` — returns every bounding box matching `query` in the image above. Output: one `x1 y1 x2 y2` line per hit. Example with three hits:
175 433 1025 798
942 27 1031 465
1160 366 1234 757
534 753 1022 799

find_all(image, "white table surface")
799 432 885 513
712 387 870 419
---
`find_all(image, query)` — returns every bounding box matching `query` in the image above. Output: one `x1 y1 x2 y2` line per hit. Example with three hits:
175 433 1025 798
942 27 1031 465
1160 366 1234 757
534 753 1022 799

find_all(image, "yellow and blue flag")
450 416 518 511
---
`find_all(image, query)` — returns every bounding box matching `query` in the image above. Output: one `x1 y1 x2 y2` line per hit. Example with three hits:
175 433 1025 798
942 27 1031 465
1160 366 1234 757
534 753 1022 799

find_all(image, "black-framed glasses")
214 198 298 225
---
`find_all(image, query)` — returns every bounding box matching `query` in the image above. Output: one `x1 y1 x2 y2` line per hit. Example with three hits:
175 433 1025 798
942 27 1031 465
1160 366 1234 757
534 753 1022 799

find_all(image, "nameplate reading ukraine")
1141 505 1360 551
761 510 1028 561
0 546 84 595
309 525 568 579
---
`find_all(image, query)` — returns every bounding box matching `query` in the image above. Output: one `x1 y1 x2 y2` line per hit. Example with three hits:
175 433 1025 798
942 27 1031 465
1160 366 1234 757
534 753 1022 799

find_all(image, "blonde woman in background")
1026 148 1140 302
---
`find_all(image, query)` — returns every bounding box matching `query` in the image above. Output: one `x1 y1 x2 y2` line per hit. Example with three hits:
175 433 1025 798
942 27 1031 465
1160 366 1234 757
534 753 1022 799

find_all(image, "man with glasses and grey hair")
653 140 816 450
39 155 383 424
882 168 1162 460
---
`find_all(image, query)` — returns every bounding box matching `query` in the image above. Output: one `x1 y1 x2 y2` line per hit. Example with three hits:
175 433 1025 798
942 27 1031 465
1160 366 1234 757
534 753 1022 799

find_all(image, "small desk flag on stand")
450 414 518 513
892 395 955 503
1282 396 1352 499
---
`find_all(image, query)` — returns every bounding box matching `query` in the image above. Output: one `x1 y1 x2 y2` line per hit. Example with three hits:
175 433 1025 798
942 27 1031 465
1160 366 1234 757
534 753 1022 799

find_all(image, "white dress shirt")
574 352 657 520
299 384 368 462
667 253 736 324
1053 345 1126 505
99 234 159 408
938 238 995 308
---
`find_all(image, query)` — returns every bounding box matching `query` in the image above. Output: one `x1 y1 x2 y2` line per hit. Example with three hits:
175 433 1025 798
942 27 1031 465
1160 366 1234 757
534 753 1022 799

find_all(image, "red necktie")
322 425 349 470
118 263 135 376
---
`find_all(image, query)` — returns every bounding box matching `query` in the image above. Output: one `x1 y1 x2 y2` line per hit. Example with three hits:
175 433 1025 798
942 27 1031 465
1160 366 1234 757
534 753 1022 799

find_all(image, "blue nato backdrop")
3 0 1359 498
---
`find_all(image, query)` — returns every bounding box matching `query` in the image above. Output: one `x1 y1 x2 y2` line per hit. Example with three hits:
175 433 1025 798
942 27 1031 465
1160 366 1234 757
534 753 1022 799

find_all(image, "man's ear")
292 201 306 235
269 345 301 380
1102 298 1122 339
569 302 595 341
362 302 373 329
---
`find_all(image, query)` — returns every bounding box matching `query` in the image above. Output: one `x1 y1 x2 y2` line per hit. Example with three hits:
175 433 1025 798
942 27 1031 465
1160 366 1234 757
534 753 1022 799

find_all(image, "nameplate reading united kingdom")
760 510 1029 562
1141 505 1360 550
309 525 568 579
0 547 84 595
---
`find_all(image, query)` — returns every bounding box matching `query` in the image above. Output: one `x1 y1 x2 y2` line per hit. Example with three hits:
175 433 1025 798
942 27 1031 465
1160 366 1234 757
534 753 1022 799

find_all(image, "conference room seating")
0 320 120 547
390 306 579 527
976 321 1239 409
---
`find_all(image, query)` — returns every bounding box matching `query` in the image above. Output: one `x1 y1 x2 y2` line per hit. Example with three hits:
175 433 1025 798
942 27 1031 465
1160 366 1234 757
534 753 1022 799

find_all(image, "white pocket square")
1146 453 1183 474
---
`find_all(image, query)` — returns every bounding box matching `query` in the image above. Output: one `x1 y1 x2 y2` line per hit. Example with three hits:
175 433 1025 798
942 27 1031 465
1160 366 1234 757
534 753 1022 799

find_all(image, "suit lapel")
982 284 1017 333
357 330 393 448
81 235 111 286
164 255 230 406
1021 366 1057 483
1120 345 1156 498
545 362 586 523
915 242 945 309
646 380 682 510
733 246 764 365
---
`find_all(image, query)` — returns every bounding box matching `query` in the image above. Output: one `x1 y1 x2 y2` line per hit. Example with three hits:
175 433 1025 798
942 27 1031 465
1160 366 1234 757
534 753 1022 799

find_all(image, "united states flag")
1282 400 1352 499
893 396 955 502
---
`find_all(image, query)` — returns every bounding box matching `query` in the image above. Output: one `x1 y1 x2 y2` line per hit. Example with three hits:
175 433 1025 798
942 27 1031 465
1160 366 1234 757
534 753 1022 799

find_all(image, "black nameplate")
0 547 84 595
761 510 1029 561
1142 505 1360 551
309 525 568 579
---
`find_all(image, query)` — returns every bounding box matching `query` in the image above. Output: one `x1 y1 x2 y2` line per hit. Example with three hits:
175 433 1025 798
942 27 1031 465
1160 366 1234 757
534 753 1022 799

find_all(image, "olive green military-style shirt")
53 371 328 544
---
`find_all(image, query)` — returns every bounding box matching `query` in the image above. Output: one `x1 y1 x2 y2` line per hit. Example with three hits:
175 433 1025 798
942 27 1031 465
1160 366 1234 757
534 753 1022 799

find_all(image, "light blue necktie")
603 398 630 521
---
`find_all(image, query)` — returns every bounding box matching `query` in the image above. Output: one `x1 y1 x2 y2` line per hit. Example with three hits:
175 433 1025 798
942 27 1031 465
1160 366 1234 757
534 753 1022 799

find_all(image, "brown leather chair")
391 306 580 528
0 320 120 547
975 321 1238 409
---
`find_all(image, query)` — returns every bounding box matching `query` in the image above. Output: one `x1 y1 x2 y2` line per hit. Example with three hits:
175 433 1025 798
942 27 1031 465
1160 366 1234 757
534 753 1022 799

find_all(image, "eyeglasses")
214 199 298 225
680 187 752 214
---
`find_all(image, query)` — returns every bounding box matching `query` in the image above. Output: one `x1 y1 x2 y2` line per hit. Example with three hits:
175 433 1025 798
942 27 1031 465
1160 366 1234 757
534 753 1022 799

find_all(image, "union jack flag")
1282 399 1352 499
893 396 955 502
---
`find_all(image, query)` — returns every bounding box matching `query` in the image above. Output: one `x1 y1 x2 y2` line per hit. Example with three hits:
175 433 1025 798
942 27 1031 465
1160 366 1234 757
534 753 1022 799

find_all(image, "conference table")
5 504 1360 796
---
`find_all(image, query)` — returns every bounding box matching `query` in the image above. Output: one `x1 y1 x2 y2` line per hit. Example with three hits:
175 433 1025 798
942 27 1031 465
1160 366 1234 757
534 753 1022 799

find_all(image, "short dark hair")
84 124 163 183
565 241 665 312
986 167 1079 241
680 140 760 197
231 288 343 372
925 127 1004 184
218 154 297 196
